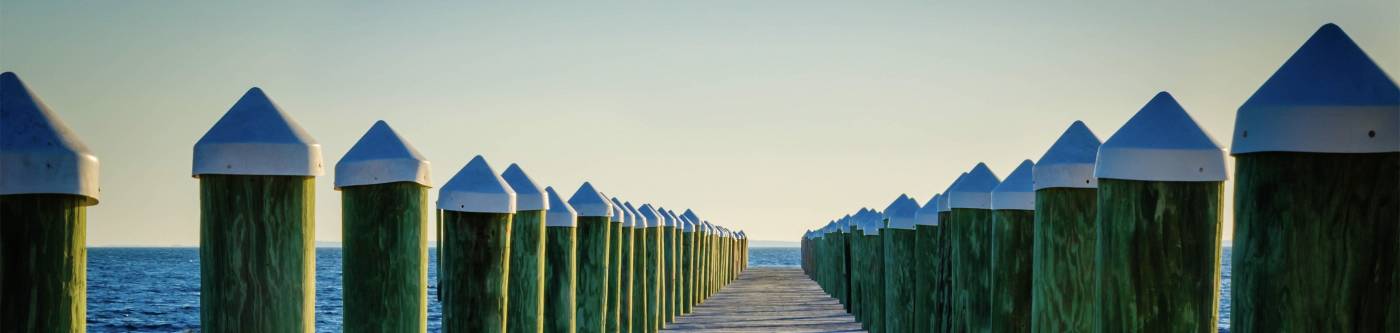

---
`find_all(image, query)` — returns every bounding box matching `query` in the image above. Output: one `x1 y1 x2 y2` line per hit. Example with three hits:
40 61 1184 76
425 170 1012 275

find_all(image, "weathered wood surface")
1231 152 1399 333
341 182 427 333
681 232 694 314
632 227 651 333
883 228 916 333
1095 179 1222 333
620 227 635 333
666 268 864 333
865 233 885 333
989 210 1033 333
912 225 938 333
1030 188 1097 333
608 222 623 333
664 227 677 324
850 229 866 328
578 217 613 333
545 226 578 333
441 210 514 333
644 227 663 333
198 175 315 333
949 208 992 333
0 194 87 333
510 210 547 333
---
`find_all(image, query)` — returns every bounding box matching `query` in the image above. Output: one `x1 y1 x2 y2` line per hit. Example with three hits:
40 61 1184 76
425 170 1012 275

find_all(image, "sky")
2 1 1396 246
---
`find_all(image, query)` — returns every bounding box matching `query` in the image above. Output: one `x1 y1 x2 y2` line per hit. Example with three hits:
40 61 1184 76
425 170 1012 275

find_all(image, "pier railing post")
605 199 623 333
637 204 664 333
543 187 578 333
912 194 943 333
989 160 1035 333
935 175 961 333
438 155 517 333
679 214 697 314
568 183 614 333
947 163 1001 333
882 195 920 333
658 208 678 324
1029 121 1101 333
612 198 636 333
502 164 548 333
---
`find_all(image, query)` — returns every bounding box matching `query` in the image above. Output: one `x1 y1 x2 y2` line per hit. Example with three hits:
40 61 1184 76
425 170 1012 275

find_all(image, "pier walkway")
663 268 864 333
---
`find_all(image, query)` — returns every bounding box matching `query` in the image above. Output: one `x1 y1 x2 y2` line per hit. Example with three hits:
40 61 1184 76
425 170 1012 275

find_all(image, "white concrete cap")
544 186 578 227
612 198 635 227
948 164 1001 210
193 87 323 177
567 182 612 217
624 202 643 227
992 160 1036 211
438 155 517 213
1034 121 1102 190
658 207 677 227
638 204 661 227
501 164 548 211
0 72 100 204
1096 92 1228 182
915 194 942 226
1234 24 1399 154
939 173 966 212
883 194 921 230
335 121 430 189
681 214 697 232
682 209 701 225
738 231 746 239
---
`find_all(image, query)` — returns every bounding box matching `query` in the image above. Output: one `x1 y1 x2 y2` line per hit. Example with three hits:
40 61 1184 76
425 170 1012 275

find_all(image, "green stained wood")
436 211 442 302
631 227 649 333
868 233 885 333
441 210 513 333
949 208 992 333
544 226 578 333
341 182 428 333
842 231 853 311
913 225 937 333
936 212 953 333
850 229 865 325
198 175 315 333
1231 152 1399 333
644 227 662 333
1030 188 1097 333
508 210 547 333
607 222 622 333
0 194 87 333
883 228 916 333
680 232 692 314
619 227 634 333
1094 179 1222 333
663 228 676 323
989 210 1034 333
576 217 612 333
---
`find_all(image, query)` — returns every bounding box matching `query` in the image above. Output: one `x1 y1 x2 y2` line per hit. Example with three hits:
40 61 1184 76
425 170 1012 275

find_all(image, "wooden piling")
912 195 942 333
679 215 697 314
638 204 665 333
606 201 623 333
882 195 920 333
947 163 1000 333
499 164 548 333
568 183 614 333
612 198 635 333
544 187 578 333
989 160 1034 333
623 202 651 333
1029 121 1101 333
438 155 518 333
659 209 677 324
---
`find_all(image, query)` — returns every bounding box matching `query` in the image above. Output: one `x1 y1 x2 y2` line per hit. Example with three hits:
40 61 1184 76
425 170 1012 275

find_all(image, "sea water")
85 247 1231 332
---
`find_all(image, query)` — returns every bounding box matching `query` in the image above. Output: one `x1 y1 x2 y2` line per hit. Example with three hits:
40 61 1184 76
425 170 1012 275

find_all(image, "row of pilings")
0 79 749 332
801 23 1398 333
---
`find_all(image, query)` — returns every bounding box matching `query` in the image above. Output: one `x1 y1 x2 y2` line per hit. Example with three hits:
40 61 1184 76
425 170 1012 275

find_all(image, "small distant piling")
192 87 321 332
882 195 920 333
988 160 1034 333
0 72 100 332
438 155 517 333
1093 92 1226 332
543 187 578 333
336 121 431 332
502 164 548 333
568 183 613 333
1029 121 1101 333
947 164 1001 333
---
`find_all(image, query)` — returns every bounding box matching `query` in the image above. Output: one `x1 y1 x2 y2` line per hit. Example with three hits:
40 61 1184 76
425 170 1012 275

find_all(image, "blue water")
85 247 1230 332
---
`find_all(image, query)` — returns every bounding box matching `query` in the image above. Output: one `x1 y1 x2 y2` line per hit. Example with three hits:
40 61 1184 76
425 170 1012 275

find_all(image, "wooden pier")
663 268 863 333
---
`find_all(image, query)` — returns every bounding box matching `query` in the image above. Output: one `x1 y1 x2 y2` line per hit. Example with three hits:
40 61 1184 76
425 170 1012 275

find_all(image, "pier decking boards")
663 268 863 333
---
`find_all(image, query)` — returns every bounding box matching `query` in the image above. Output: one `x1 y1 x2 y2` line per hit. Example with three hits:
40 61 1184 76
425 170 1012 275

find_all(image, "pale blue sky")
3 1 1396 245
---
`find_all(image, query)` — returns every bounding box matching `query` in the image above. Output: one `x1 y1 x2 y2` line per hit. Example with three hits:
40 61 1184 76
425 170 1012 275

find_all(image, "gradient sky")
3 1 1396 246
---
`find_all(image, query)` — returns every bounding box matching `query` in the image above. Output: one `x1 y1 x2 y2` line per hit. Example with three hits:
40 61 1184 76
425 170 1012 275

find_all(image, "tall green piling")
502 164 548 333
913 194 942 333
857 209 886 332
679 215 696 314
1028 121 1102 333
935 193 955 333
624 202 651 333
842 217 855 312
659 208 677 324
882 195 921 333
1229 24 1400 333
682 209 704 310
947 163 1001 333
337 121 431 333
544 187 578 333
989 160 1035 333
569 183 614 333
0 72 100 333
638 204 664 333
605 201 623 333
192 87 320 333
438 156 518 333
850 221 866 325
1093 92 1226 333
612 198 635 333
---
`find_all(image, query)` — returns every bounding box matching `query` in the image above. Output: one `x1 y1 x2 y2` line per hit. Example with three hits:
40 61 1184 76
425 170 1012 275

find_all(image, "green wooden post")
679 216 696 314
438 155 518 333
913 194 943 333
850 224 866 326
989 160 1035 333
544 187 578 333
883 195 921 333
935 207 953 333
947 163 1001 333
623 202 650 333
637 204 664 333
611 198 635 333
842 218 854 312
659 209 677 324
1029 121 1101 333
192 87 320 333
1230 23 1400 333
1093 92 1226 333
502 164 548 333
868 217 885 333
337 121 431 333
0 72 99 333
568 183 614 333
605 201 622 333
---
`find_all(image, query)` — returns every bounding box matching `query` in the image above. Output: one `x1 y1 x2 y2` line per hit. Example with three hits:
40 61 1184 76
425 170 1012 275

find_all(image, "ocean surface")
85 246 1231 332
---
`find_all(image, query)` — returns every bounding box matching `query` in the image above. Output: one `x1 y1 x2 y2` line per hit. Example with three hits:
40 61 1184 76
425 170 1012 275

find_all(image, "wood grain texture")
619 227 634 333
883 228 916 333
1094 179 1221 333
950 208 992 333
632 227 650 333
681 231 694 314
989 210 1034 333
341 182 428 333
0 194 87 333
1231 152 1399 333
576 217 612 333
936 211 952 333
545 226 578 333
607 222 622 333
663 228 676 324
509 210 547 333
866 233 886 333
643 227 662 333
1030 188 1097 333
441 210 513 333
198 175 315 333
913 225 938 333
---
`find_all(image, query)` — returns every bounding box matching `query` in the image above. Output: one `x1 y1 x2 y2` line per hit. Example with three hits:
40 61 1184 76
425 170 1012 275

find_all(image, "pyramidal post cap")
612 197 635 227
606 194 623 222
1034 121 1102 190
623 201 644 227
657 206 677 227
637 203 661 227
437 155 517 213
992 160 1036 211
0 72 100 204
1096 92 1228 182
915 193 942 226
193 87 323 177
544 186 577 227
335 121 430 189
948 164 1001 209
681 213 697 232
883 194 921 230
939 173 966 212
501 164 548 211
682 209 701 224
1233 23 1400 154
567 182 612 217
